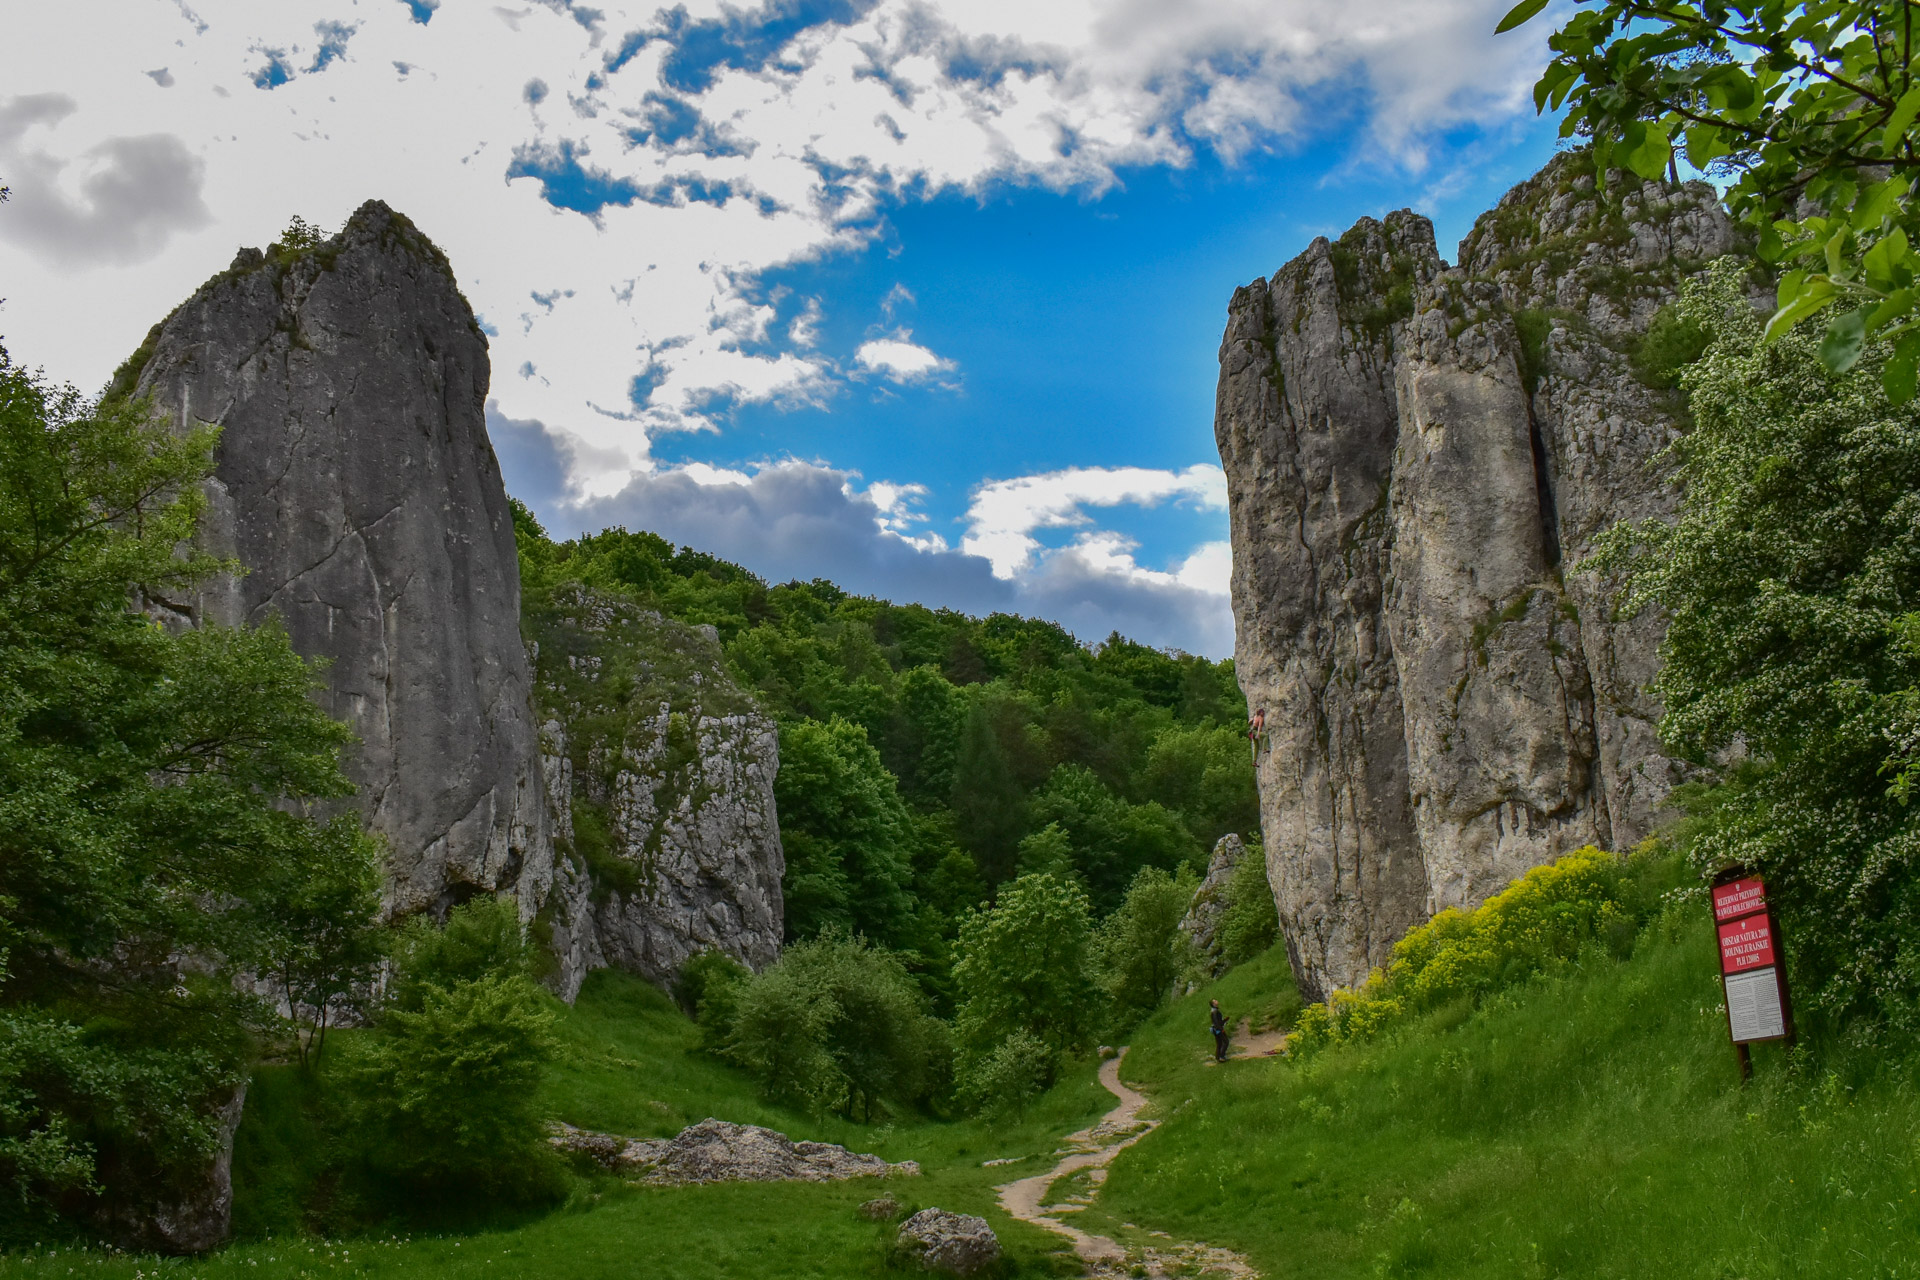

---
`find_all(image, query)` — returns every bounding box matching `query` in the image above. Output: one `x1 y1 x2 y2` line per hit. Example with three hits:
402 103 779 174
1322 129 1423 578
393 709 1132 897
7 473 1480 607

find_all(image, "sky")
0 0 1570 657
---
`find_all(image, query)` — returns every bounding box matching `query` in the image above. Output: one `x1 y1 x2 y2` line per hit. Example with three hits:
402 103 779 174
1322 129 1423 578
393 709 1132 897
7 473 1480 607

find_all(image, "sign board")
1724 966 1789 1042
1709 867 1794 1052
1711 877 1766 923
1717 912 1777 972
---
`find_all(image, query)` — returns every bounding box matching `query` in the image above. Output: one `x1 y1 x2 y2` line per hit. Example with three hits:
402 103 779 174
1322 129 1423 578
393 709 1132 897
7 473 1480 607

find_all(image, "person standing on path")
1209 999 1230 1062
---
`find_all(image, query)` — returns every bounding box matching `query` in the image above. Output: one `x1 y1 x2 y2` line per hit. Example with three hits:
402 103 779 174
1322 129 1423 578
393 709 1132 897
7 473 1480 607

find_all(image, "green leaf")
1685 123 1731 170
1887 332 1920 404
1864 229 1914 293
1867 287 1915 330
1851 178 1910 232
1621 121 1674 181
1763 279 1836 343
1884 84 1920 154
1776 269 1807 312
1495 0 1551 34
1820 308 1869 374
1826 224 1853 280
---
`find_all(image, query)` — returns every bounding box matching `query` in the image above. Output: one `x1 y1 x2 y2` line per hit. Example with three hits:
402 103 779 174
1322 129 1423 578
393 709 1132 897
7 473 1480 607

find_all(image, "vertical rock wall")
131 201 555 921
530 587 785 999
1217 155 1738 999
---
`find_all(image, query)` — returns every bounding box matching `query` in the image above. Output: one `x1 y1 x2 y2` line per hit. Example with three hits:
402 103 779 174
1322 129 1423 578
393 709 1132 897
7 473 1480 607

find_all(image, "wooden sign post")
1710 866 1795 1081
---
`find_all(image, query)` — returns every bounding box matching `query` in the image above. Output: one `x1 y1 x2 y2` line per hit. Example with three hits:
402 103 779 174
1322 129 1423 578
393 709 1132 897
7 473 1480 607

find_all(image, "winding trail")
994 1051 1257 1279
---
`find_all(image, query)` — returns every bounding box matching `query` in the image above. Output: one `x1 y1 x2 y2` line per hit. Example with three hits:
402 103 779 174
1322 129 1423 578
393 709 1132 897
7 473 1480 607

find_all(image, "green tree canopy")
1594 260 1920 1031
775 717 917 945
0 349 383 1231
1504 0 1920 397
951 872 1104 1094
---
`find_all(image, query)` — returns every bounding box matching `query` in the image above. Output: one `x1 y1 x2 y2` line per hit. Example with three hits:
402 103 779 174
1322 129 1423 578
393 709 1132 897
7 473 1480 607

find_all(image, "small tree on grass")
952 872 1103 1111
350 898 560 1207
1096 864 1200 1033
726 931 949 1121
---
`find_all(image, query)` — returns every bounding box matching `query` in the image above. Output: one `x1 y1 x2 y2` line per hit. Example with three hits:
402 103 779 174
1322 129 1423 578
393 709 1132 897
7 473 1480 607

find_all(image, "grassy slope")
1085 912 1920 1279
0 971 1105 1279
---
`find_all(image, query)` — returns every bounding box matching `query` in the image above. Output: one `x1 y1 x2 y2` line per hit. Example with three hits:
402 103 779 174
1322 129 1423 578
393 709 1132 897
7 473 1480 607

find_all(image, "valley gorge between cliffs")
4 147 1791 1270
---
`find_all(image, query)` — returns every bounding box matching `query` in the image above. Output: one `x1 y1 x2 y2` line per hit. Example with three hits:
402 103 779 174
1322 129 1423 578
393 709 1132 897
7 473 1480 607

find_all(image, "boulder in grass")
895 1208 1000 1275
858 1195 903 1220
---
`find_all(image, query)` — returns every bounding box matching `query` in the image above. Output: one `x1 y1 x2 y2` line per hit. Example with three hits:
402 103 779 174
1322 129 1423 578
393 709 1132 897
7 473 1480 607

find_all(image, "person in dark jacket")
1209 999 1229 1062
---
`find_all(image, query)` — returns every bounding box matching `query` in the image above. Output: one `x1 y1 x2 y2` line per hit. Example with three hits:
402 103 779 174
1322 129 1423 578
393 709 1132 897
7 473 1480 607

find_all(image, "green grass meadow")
1088 911 1920 1279
0 971 1104 1279
11 912 1920 1278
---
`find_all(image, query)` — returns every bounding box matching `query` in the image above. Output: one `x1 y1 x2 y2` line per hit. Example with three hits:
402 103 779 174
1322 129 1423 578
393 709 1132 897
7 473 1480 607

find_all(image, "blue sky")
0 0 1567 655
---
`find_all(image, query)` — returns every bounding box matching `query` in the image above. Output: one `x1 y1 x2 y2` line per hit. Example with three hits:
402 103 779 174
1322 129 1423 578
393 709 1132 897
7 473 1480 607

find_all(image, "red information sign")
1712 877 1767 923
1718 913 1777 973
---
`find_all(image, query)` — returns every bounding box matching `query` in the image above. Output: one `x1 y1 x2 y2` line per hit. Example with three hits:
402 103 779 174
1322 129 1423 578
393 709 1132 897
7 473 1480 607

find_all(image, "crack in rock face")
1215 152 1735 999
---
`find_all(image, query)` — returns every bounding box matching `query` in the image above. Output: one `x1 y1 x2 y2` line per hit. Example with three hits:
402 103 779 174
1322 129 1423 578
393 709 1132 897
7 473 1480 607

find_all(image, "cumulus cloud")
0 1 1549 650
0 0 1549 490
854 333 954 383
493 406 1234 654
962 464 1227 578
0 94 212 267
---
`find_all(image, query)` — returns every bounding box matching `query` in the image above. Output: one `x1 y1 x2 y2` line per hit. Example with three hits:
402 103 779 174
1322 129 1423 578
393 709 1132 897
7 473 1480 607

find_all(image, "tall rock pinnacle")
128 201 554 921
1216 154 1738 999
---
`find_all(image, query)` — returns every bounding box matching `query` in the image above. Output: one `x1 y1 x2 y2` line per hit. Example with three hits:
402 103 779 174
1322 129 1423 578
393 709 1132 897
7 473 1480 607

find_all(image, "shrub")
955 1030 1052 1119
1096 865 1200 1032
952 873 1104 1107
673 948 752 1050
726 931 949 1121
1288 847 1662 1054
347 899 561 1209
1215 843 1278 966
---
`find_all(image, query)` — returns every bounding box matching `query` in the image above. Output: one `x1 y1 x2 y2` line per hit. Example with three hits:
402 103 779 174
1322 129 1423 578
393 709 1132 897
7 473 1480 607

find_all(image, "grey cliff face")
532 587 784 999
1216 155 1736 999
1178 832 1247 987
131 202 553 922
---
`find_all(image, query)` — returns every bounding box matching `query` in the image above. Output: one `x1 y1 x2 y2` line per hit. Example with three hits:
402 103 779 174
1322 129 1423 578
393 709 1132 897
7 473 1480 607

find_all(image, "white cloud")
495 407 1232 653
854 333 954 383
0 0 1549 492
962 464 1228 578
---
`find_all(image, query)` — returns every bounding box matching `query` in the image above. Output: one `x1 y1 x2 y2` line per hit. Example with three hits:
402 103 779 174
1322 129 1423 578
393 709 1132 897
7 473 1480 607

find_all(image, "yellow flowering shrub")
1289 847 1635 1054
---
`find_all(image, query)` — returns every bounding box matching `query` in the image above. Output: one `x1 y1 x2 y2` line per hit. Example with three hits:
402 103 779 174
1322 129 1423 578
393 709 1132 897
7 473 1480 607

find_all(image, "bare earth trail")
994 1051 1258 1279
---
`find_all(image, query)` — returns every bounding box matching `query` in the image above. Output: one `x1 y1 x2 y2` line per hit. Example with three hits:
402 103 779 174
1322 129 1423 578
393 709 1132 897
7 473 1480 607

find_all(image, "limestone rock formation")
1178 833 1247 985
896 1208 1002 1275
530 586 784 999
549 1117 918 1184
1216 153 1737 999
128 202 553 921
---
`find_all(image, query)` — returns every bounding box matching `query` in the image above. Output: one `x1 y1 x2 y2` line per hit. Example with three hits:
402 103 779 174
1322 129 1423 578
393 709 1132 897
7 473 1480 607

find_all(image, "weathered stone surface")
860 1195 904 1220
550 1117 918 1184
96 1082 247 1255
1178 833 1247 986
1217 153 1736 998
530 586 784 998
131 202 553 922
896 1208 1001 1275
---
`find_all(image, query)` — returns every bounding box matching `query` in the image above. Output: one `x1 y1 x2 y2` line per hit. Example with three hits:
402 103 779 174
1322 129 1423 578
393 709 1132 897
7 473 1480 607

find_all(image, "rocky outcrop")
896 1209 1002 1275
550 1118 919 1184
129 202 553 922
1178 833 1247 985
123 205 786 1004
1217 153 1737 999
530 586 784 999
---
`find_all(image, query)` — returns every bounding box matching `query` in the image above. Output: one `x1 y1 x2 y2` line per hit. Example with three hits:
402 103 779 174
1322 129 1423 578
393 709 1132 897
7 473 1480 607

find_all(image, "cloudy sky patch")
0 0 1567 655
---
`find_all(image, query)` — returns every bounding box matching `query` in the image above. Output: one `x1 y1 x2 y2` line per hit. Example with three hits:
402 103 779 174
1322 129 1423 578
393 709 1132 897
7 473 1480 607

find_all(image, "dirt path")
994 1052 1257 1279
1228 1018 1288 1060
